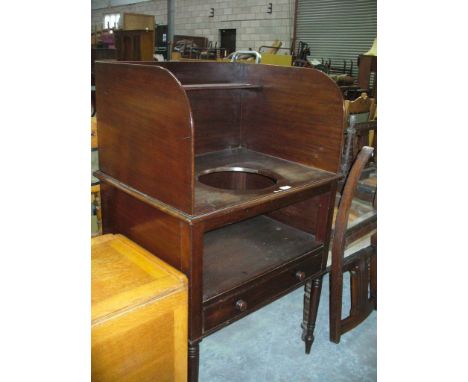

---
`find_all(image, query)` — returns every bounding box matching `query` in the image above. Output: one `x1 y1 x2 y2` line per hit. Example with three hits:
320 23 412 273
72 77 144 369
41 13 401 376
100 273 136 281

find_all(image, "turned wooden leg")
188 341 200 382
302 276 323 354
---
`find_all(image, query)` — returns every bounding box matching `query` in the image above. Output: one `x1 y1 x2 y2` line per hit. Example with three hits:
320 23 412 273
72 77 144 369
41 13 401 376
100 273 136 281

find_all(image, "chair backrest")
341 93 377 175
330 146 376 343
344 92 375 126
341 120 377 175
333 147 374 258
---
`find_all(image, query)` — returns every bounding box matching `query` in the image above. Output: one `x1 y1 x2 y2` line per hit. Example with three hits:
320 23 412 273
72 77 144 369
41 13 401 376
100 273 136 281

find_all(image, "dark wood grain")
114 30 154 61
203 215 322 300
203 251 322 334
189 90 242 154
95 62 195 213
242 64 345 172
180 223 204 342
195 148 339 216
100 184 183 271
302 277 323 354
94 61 345 381
151 61 243 84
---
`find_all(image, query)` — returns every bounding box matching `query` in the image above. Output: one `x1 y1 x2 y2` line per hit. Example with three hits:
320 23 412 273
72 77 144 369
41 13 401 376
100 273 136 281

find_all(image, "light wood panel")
92 234 188 382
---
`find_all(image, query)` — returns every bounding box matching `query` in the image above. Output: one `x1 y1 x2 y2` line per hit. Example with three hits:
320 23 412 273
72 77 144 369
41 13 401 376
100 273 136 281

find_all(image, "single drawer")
203 250 323 334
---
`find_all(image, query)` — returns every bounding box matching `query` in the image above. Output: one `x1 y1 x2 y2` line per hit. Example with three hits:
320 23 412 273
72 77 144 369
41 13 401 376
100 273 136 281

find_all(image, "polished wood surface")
242 64 344 172
204 251 322 334
95 62 194 213
203 215 323 300
190 90 242 154
99 183 185 271
123 62 344 167
195 148 339 215
92 234 188 382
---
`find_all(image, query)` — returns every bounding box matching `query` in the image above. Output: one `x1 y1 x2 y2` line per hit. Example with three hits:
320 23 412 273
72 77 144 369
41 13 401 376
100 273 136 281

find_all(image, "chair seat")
326 232 374 267
327 196 376 267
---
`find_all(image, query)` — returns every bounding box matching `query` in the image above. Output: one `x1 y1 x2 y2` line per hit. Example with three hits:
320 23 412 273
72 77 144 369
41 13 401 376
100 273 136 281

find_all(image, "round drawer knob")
236 299 248 312
295 271 306 281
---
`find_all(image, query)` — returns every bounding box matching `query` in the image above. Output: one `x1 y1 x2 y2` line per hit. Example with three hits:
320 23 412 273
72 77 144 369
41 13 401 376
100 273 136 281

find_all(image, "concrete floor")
199 273 377 382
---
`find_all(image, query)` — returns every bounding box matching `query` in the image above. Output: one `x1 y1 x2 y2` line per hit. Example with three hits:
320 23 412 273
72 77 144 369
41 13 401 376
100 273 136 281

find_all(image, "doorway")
220 29 236 55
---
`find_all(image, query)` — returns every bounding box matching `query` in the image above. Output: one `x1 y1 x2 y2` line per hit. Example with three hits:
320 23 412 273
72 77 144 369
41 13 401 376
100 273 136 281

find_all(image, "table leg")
188 341 200 382
302 276 323 354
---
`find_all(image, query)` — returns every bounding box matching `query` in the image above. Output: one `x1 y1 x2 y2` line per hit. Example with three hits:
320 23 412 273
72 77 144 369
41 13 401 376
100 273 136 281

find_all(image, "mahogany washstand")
94 61 344 381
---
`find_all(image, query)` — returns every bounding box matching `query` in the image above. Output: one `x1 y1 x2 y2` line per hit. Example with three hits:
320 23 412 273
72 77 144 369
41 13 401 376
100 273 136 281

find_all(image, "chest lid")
91 234 187 324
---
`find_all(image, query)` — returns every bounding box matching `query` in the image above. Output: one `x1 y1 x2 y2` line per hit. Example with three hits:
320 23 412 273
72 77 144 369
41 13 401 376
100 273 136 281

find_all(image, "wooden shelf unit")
94 61 344 381
203 215 323 301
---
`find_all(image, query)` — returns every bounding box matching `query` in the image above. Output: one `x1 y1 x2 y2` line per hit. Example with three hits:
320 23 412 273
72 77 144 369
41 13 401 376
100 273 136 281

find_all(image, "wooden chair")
341 120 377 201
341 93 377 203
303 147 376 352
344 92 375 124
329 146 377 343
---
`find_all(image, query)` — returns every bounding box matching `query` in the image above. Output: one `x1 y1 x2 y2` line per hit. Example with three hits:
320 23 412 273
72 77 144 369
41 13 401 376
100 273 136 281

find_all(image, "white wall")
91 0 294 51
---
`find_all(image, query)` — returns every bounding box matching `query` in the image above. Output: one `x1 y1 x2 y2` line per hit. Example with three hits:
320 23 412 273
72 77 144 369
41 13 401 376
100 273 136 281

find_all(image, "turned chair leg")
302 276 323 354
188 341 200 382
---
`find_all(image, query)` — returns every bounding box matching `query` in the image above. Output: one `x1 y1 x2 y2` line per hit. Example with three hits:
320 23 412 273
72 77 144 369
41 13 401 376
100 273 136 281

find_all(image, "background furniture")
92 234 188 382
341 92 377 203
91 184 102 237
328 147 377 343
120 12 154 31
91 117 102 236
114 29 155 61
341 93 376 175
358 55 377 99
95 61 344 381
343 120 377 203
112 13 156 62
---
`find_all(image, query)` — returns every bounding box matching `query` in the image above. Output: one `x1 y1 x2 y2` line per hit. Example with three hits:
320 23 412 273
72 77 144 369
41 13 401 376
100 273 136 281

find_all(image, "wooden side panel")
92 289 188 382
91 233 188 382
180 223 204 341
188 90 241 154
267 198 320 235
143 62 244 154
100 184 183 271
242 65 345 173
100 184 205 342
155 62 243 84
95 62 194 213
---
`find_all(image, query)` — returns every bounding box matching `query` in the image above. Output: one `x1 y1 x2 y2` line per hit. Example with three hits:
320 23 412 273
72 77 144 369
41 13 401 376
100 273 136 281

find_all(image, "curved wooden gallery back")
95 61 345 216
